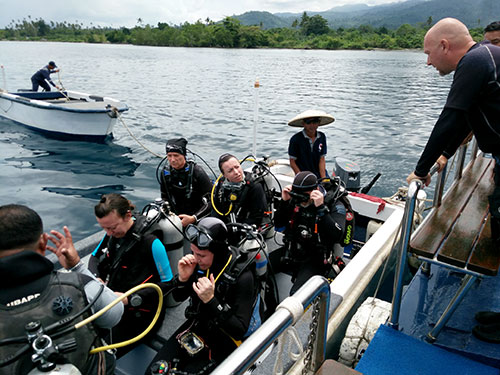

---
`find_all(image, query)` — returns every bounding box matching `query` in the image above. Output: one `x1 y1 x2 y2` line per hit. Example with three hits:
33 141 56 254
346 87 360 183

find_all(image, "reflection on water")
0 42 453 241
6 128 139 177
42 185 130 200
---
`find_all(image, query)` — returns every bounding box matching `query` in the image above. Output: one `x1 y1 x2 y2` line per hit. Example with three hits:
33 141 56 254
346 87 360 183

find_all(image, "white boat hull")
0 89 128 140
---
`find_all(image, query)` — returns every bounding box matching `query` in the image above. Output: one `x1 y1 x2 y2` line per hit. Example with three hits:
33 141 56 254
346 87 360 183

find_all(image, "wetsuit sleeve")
414 108 470 177
135 237 175 306
317 205 343 247
205 270 255 340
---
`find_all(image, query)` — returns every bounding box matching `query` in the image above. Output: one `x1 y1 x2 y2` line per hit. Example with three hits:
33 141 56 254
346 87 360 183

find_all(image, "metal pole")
252 79 260 158
1 65 7 92
433 164 447 208
454 144 467 181
389 179 423 329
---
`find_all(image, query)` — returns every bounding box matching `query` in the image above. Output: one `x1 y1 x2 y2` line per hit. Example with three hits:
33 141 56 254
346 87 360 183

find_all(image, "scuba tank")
27 364 81 375
142 199 184 306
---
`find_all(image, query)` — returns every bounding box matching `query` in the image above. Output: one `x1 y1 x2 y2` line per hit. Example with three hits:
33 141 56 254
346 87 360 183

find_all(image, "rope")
277 296 304 325
112 108 163 158
272 327 303 375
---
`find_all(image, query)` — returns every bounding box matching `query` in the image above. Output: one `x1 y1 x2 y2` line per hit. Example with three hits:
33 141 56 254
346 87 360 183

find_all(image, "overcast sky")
0 0 404 28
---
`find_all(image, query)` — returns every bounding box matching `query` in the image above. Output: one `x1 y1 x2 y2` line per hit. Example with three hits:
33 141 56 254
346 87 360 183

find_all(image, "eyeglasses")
303 118 320 125
185 224 213 249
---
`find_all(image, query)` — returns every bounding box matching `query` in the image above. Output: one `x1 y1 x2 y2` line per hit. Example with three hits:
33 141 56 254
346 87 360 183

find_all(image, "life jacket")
0 272 99 375
160 161 196 213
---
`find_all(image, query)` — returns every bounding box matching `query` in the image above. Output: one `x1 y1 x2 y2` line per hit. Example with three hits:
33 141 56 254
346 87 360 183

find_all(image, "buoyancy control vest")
160 161 195 213
0 272 98 375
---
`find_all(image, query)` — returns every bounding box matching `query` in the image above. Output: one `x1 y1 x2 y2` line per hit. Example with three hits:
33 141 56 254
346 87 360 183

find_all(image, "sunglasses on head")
303 118 320 125
185 224 213 249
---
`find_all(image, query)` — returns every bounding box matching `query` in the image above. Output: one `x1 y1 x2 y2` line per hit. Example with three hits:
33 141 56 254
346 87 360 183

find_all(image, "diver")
159 138 213 227
211 153 267 229
146 217 257 375
0 204 123 375
88 193 175 358
275 171 349 295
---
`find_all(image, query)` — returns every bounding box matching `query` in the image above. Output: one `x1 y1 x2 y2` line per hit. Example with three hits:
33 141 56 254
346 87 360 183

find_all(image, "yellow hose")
74 283 163 354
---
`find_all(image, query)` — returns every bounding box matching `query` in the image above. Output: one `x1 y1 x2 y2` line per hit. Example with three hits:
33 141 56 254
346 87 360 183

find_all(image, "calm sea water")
0 41 452 241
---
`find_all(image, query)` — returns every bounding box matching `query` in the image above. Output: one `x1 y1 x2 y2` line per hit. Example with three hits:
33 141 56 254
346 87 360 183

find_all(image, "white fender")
338 297 391 368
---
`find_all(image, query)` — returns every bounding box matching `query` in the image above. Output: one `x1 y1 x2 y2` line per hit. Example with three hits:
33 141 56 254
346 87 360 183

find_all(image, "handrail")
211 275 331 375
390 141 473 329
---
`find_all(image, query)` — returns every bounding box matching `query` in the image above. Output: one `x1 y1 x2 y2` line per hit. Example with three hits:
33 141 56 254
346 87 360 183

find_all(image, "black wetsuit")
211 172 267 227
413 43 500 238
89 217 174 357
275 196 344 295
0 251 123 375
160 161 212 219
147 251 254 374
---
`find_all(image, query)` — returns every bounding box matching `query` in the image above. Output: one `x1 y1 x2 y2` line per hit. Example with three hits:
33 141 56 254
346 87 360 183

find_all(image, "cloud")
0 0 403 28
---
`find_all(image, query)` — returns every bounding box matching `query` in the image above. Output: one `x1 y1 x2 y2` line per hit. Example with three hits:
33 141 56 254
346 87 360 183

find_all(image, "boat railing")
211 275 331 375
389 140 474 328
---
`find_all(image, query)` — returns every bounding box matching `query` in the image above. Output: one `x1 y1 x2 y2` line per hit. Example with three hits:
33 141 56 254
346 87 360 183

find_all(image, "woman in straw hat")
287 109 335 179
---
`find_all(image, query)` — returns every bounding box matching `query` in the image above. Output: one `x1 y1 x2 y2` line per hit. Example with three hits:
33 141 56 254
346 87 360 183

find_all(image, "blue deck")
398 263 500 368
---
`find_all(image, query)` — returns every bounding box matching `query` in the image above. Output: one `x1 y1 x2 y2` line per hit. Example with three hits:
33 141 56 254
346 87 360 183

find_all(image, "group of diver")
0 108 353 375
2 16 500 375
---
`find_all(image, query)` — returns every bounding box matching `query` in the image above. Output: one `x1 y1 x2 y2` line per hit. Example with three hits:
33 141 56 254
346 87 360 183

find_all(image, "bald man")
406 18 500 247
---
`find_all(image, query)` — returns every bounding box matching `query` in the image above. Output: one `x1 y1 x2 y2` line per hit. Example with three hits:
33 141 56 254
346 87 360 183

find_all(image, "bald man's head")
424 18 475 76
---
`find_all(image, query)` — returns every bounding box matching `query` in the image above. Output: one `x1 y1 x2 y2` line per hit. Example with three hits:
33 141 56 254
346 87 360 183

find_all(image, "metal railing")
389 142 473 329
211 275 331 375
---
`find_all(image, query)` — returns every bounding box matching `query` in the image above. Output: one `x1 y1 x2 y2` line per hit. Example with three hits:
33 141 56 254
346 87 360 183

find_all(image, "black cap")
48 61 57 68
292 171 318 193
166 138 187 156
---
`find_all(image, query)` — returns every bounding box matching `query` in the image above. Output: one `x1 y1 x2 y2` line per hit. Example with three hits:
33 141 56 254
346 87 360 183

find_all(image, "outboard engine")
334 157 361 192
143 199 184 306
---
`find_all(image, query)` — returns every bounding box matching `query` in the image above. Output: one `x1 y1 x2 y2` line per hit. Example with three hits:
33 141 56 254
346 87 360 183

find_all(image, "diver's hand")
310 189 324 207
178 254 197 282
282 185 292 201
46 226 80 269
179 214 196 227
436 155 448 173
193 274 215 303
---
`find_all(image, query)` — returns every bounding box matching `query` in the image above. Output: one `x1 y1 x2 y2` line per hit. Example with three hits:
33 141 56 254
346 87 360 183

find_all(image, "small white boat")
0 89 128 141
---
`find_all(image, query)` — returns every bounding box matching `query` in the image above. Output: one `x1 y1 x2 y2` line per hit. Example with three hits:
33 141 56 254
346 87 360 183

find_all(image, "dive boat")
0 89 128 141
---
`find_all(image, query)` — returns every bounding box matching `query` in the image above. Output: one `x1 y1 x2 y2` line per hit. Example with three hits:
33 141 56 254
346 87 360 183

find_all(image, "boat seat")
410 154 498 275
408 154 499 340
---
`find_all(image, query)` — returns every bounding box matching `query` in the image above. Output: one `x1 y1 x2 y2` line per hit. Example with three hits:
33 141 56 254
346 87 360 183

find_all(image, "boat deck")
398 263 500 368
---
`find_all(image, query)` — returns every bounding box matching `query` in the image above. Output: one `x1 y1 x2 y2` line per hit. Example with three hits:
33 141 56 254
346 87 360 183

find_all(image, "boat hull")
0 90 128 141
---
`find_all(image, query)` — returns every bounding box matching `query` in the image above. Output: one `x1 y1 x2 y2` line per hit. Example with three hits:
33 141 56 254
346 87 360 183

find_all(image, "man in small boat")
275 171 347 295
159 137 212 227
406 18 500 246
31 61 61 92
288 109 335 179
88 193 175 358
0 204 123 375
484 21 500 46
146 217 256 375
211 153 267 229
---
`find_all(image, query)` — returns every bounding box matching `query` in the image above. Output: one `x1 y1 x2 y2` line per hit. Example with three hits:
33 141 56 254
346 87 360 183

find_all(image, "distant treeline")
0 14 486 49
